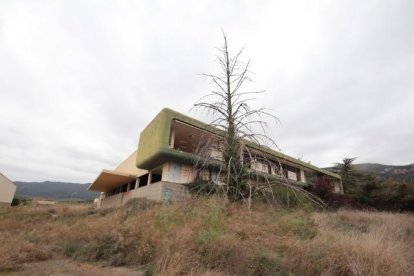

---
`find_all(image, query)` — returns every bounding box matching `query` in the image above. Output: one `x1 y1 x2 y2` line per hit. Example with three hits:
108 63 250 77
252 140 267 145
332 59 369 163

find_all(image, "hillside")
353 163 414 182
326 163 414 182
14 181 99 201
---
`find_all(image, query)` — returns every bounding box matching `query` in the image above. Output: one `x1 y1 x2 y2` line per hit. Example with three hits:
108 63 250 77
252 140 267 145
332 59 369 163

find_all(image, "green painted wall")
136 108 341 181
136 108 171 168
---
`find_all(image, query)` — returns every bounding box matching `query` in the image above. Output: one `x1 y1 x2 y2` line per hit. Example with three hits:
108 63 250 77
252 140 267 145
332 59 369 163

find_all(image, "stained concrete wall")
0 174 16 206
100 193 123 209
100 181 189 208
161 162 194 184
160 182 189 202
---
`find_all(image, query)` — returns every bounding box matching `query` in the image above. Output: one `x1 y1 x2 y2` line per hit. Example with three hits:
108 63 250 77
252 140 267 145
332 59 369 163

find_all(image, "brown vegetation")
0 199 413 275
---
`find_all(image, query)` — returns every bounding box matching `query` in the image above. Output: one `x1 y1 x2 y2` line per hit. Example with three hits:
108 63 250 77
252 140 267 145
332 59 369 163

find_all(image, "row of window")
170 120 306 182
105 172 163 197
106 180 136 197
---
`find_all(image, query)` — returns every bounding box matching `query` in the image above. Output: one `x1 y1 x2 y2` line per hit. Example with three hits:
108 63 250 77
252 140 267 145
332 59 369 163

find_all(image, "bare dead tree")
191 32 327 209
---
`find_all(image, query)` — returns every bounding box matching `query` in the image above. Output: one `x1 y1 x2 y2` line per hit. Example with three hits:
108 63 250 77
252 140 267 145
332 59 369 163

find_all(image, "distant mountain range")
13 163 414 200
353 163 414 182
14 181 99 201
326 163 414 182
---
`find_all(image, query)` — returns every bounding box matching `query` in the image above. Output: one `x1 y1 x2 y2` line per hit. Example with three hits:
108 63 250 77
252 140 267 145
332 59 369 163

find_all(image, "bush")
309 179 360 209
11 197 29 206
187 179 225 196
250 251 286 276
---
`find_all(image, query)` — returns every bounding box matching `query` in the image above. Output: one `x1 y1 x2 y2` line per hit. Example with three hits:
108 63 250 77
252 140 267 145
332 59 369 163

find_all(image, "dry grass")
0 199 413 275
282 210 414 275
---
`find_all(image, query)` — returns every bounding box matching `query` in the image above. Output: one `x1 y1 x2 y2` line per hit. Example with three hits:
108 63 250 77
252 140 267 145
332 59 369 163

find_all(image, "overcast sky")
1 1 413 183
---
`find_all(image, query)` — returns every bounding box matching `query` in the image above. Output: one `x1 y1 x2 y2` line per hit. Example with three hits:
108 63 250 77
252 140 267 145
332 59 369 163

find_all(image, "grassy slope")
0 199 413 275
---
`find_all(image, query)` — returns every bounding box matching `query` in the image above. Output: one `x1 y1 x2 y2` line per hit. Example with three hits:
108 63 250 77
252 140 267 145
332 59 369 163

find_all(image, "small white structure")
0 173 16 207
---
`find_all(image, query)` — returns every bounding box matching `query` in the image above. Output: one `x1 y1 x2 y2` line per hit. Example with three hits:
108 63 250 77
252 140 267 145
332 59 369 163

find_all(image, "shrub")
196 200 226 246
309 179 359 209
62 241 82 258
11 197 29 206
277 211 317 240
254 184 313 209
249 251 286 276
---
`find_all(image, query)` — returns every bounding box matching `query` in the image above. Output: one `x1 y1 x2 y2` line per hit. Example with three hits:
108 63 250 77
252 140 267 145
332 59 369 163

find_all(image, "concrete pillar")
162 163 170 181
148 171 152 185
169 127 175 148
300 170 306 183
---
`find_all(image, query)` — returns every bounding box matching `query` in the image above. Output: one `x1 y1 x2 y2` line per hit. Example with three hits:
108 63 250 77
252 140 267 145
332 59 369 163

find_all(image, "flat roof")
88 169 136 192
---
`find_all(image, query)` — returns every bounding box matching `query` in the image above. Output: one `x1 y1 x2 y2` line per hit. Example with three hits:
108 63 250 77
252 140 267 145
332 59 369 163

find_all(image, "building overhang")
136 108 341 181
137 147 223 171
88 169 136 192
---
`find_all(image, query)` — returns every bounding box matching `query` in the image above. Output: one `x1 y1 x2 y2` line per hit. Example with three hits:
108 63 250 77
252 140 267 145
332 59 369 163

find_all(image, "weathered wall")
162 162 194 184
124 182 163 202
136 108 341 182
287 171 298 181
160 182 189 202
0 174 16 205
100 193 123 208
99 181 189 208
251 159 268 173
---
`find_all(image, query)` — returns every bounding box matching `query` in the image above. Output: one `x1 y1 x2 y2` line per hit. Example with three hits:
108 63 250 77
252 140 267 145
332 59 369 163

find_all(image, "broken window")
151 173 162 183
129 180 136 190
139 174 149 187
120 183 128 193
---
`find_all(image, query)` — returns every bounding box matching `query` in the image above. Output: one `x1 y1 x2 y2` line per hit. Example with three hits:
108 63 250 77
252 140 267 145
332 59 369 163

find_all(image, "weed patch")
0 199 412 275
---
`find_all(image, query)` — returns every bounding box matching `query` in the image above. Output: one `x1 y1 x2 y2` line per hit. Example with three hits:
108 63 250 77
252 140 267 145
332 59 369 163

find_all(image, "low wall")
100 181 189 208
123 182 164 203
160 182 189 202
101 193 123 208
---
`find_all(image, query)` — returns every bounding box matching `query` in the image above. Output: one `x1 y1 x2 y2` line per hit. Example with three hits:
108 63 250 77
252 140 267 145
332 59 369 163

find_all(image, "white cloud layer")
1 0 413 182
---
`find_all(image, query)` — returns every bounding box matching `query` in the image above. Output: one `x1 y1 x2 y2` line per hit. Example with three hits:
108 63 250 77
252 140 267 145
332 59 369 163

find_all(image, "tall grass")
0 199 412 275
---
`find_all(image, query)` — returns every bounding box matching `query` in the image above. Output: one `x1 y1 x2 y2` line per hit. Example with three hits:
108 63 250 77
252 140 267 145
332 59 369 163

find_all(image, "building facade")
0 173 16 207
89 108 342 208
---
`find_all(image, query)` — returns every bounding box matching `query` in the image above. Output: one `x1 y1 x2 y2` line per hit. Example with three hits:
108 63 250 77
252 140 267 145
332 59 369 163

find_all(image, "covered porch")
89 169 189 208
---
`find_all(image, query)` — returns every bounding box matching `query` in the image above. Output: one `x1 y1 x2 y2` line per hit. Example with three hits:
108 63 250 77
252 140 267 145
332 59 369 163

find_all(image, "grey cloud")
0 0 413 182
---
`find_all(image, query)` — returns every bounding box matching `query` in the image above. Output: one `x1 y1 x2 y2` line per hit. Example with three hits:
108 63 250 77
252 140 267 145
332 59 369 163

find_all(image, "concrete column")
300 170 306 183
169 127 175 148
162 163 170 181
148 171 153 185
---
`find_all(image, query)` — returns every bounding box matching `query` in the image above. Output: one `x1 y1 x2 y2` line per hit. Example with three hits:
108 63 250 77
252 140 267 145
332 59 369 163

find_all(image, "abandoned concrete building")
0 173 16 207
89 108 342 208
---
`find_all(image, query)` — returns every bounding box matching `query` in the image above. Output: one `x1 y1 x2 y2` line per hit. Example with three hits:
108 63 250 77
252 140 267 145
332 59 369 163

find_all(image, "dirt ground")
2 259 145 276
